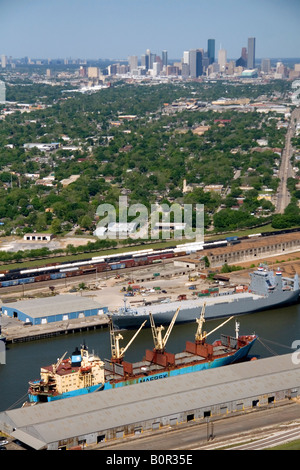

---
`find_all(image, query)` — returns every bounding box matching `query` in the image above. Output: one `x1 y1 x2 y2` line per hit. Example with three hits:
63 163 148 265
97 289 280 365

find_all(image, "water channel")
1 304 300 411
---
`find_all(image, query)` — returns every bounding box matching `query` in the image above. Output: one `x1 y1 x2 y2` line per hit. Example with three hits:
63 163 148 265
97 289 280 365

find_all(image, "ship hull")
28 382 104 403
110 289 300 330
103 337 256 390
28 338 256 403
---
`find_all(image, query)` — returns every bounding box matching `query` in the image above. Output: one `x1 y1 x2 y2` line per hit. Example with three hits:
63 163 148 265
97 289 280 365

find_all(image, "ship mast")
110 320 147 363
150 307 180 353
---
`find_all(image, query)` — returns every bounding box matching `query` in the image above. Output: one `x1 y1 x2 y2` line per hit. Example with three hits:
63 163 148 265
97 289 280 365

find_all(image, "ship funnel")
71 347 82 367
275 268 283 290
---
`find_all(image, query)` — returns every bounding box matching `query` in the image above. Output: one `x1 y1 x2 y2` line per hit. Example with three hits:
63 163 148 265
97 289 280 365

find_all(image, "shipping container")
18 277 35 285
50 273 67 280
35 274 51 282
110 263 126 270
1 279 19 287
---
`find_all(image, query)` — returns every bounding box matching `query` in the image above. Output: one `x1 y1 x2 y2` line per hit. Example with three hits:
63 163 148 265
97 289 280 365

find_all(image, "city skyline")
0 0 300 61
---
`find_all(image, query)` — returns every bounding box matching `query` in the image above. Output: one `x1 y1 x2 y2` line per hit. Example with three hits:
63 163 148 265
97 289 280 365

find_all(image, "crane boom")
202 316 234 341
121 320 147 357
150 307 180 352
53 351 67 373
110 319 147 360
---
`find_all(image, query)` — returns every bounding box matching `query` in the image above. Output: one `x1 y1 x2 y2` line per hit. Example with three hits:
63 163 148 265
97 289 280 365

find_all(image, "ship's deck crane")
195 303 234 343
52 351 67 374
149 307 180 353
110 320 147 363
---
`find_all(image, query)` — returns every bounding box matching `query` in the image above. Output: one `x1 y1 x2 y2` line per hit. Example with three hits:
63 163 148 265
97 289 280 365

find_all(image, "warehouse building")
1 295 108 325
23 233 53 242
0 353 299 450
206 233 300 268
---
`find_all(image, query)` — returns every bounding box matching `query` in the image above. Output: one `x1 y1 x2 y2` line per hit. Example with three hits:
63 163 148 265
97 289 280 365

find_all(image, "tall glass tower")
162 50 168 68
247 37 256 69
207 39 215 64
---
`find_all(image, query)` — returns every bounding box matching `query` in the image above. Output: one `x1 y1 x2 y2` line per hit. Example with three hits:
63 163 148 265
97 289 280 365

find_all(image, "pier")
2 314 110 343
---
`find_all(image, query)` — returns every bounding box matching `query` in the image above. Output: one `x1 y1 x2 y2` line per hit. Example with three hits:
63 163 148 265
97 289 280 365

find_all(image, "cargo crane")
149 307 180 354
52 351 68 375
195 302 234 344
109 319 147 364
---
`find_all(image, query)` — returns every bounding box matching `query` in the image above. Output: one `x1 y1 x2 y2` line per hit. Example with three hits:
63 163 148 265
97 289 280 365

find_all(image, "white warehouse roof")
2 294 105 319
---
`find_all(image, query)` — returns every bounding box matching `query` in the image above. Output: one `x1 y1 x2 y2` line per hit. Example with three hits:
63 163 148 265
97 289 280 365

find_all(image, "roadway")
276 107 300 214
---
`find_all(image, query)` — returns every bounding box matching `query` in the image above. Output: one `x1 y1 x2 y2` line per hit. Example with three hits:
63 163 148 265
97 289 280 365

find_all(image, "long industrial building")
206 232 300 268
0 353 299 450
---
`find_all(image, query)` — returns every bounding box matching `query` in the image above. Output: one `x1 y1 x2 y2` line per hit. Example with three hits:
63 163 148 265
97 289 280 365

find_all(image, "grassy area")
267 439 300 450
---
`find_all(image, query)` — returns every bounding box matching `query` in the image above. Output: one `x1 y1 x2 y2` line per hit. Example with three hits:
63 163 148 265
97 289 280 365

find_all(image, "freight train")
0 227 299 289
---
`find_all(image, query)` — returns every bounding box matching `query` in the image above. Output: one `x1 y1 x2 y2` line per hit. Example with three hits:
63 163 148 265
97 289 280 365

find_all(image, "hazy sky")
0 0 299 60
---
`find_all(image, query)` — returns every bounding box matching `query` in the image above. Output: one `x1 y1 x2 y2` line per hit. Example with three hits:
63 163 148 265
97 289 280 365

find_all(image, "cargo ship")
109 266 300 330
26 306 257 404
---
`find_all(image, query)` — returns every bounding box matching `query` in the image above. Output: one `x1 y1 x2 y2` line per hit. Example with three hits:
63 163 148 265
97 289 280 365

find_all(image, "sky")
0 0 300 61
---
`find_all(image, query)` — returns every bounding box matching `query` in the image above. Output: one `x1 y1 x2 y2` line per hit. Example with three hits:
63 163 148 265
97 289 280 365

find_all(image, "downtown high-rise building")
247 37 256 69
128 55 138 73
162 50 168 68
261 58 271 73
189 49 203 78
1 55 7 68
218 48 227 72
207 39 215 64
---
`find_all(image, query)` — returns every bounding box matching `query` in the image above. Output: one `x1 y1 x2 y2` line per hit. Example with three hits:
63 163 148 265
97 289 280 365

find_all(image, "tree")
50 219 62 234
79 215 93 230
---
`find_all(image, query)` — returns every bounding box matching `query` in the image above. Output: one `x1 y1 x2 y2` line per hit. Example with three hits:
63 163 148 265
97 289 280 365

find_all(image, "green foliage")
0 78 292 239
213 208 263 232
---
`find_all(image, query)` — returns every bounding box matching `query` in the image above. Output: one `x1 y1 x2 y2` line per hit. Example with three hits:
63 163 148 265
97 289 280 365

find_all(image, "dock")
2 314 110 343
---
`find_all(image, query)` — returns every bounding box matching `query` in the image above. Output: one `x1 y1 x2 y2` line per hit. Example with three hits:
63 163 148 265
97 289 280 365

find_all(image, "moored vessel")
109 265 300 330
26 305 257 404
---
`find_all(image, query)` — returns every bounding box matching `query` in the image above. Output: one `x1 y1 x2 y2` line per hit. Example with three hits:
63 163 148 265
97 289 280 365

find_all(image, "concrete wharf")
2 314 109 343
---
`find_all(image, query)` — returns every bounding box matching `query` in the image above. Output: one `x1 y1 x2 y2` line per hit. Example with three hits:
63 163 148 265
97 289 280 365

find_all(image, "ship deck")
117 292 263 317
104 344 234 382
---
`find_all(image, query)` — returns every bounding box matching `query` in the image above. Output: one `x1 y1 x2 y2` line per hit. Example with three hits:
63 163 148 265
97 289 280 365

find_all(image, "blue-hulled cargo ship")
26 306 257 404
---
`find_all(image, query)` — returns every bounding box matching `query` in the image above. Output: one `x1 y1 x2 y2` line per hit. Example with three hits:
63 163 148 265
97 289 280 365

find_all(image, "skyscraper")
236 47 247 67
189 49 203 78
207 39 215 64
1 55 6 68
247 37 256 69
261 58 271 74
162 50 168 68
183 51 190 65
128 55 138 73
218 48 227 72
